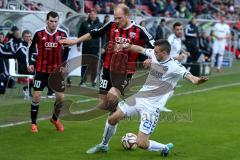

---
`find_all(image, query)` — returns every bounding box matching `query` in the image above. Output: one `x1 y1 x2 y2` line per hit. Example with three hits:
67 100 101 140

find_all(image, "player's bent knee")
107 94 119 111
33 93 41 102
98 101 108 110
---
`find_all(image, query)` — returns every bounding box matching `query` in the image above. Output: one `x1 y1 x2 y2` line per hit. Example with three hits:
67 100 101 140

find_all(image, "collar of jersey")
159 57 171 64
45 27 58 35
123 21 135 30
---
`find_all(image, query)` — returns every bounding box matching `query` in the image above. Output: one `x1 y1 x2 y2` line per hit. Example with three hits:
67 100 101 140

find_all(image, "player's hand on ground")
27 65 35 73
59 38 77 47
143 59 152 68
197 76 209 85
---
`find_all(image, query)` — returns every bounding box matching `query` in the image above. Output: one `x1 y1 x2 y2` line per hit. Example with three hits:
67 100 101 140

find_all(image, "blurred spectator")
77 10 102 87
148 0 161 16
94 3 103 14
6 26 21 54
155 19 171 40
148 20 158 38
178 1 191 18
103 14 110 24
198 31 211 62
104 5 113 14
234 14 240 31
139 20 146 28
165 0 177 17
15 30 34 97
126 0 136 9
66 11 73 19
185 18 199 63
0 0 5 9
0 32 4 44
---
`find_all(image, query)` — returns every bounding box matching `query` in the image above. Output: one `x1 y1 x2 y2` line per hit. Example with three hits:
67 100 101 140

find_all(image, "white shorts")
212 41 226 55
118 96 162 135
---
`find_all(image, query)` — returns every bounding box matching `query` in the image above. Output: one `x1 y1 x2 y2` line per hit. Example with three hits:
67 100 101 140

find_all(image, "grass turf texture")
1 61 240 160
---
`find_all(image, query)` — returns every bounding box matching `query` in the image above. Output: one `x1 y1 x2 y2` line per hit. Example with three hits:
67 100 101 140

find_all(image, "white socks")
100 121 117 146
217 54 223 69
147 140 166 151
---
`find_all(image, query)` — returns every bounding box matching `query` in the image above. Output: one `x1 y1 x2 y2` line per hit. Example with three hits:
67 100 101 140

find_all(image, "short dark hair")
154 39 171 54
46 11 59 20
22 30 31 37
173 22 182 29
11 26 19 32
160 19 166 23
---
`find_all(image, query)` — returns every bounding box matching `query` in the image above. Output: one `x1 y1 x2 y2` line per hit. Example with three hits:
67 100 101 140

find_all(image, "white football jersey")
138 49 189 105
213 22 230 43
167 34 182 58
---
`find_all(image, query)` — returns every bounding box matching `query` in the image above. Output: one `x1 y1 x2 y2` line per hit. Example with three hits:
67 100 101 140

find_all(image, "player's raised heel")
50 119 64 132
161 143 173 156
86 144 109 154
31 124 38 133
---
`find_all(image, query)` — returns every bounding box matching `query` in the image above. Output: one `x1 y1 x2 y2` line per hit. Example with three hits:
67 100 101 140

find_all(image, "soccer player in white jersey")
168 22 189 62
211 15 231 72
86 40 208 156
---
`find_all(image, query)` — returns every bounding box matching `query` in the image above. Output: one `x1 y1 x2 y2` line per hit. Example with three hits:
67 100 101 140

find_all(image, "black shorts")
33 72 49 91
33 71 65 92
99 68 132 95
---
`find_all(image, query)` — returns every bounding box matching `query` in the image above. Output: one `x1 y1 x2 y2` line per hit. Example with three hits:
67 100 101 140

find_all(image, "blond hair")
114 3 130 16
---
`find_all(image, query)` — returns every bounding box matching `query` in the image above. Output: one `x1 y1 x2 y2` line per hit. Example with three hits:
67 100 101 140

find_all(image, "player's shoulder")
57 27 68 35
134 23 151 35
104 20 116 27
34 27 45 34
167 34 174 42
169 58 184 68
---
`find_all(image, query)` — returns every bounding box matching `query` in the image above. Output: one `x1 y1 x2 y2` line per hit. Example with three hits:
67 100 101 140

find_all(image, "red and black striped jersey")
29 27 69 73
90 21 154 74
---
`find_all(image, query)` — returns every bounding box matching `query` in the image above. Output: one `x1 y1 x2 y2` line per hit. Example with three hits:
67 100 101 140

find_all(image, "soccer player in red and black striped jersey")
60 4 154 153
28 11 70 133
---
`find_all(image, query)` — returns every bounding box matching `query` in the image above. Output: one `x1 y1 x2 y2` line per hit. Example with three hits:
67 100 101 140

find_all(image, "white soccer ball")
121 133 137 150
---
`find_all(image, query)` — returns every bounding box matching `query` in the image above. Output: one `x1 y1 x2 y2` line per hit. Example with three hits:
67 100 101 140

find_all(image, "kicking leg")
137 131 173 156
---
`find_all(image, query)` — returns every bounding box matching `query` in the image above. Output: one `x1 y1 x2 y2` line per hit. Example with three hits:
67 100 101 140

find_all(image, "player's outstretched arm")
122 44 145 54
59 33 92 46
185 74 209 85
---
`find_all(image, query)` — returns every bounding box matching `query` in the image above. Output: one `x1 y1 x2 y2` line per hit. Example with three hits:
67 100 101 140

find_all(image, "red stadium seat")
85 1 94 13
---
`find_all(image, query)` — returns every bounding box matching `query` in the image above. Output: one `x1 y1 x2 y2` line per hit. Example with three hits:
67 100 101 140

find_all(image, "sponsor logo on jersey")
115 37 131 44
45 42 58 48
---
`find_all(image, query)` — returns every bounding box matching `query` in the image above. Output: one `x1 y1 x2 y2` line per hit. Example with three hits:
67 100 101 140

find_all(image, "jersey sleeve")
143 48 155 58
62 31 70 62
140 27 155 48
167 34 174 45
173 61 190 79
28 32 38 65
90 21 112 39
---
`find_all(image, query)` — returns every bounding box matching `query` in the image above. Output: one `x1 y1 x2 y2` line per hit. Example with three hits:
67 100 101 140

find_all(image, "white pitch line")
1 82 240 128
0 117 49 128
174 82 240 96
